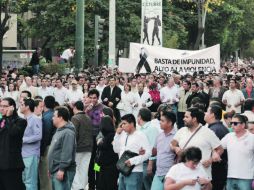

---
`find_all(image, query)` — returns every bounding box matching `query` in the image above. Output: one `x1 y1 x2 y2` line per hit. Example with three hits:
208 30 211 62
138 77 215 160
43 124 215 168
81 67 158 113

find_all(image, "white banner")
119 43 220 74
141 0 162 46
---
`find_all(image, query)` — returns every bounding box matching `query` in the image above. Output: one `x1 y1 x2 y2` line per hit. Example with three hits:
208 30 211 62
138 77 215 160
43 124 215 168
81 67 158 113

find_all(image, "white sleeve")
207 129 221 150
239 91 245 101
165 164 178 180
112 133 124 154
145 93 153 108
221 134 229 149
129 133 152 166
222 91 227 102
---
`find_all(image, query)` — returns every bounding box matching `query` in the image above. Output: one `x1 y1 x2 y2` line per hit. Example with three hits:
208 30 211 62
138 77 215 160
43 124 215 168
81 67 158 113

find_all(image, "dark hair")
88 88 100 98
138 108 152 122
44 96 55 109
34 99 43 108
224 110 235 119
121 114 136 128
124 83 131 91
244 99 254 111
24 98 35 112
34 95 43 100
183 80 191 87
191 82 199 88
100 115 115 136
181 147 202 163
21 90 32 98
8 83 17 91
73 101 84 111
232 114 248 124
187 107 204 124
103 107 114 119
2 97 18 116
209 105 222 120
161 110 176 125
54 106 70 122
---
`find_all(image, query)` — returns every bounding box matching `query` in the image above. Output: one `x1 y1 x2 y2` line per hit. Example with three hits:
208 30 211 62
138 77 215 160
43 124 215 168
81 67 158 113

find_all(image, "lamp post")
75 0 84 73
108 0 116 68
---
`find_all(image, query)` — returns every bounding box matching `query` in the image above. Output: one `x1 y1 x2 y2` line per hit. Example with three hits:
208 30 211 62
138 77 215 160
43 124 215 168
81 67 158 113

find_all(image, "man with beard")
170 107 223 179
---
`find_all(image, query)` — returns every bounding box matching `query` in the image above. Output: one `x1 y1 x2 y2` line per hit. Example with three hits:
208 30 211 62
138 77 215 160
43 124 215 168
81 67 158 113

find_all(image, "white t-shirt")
173 126 221 178
66 89 83 103
166 163 209 190
222 89 245 113
53 87 68 105
61 48 74 60
221 131 254 179
160 85 179 104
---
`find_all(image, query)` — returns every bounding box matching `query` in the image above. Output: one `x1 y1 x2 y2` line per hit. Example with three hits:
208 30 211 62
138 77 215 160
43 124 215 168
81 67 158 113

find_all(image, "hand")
47 170 51 179
139 147 145 155
202 159 212 168
6 106 14 116
134 103 138 107
142 103 146 107
56 170 64 181
183 179 197 186
212 151 221 162
234 103 239 107
115 98 120 101
222 99 227 104
227 104 231 108
103 98 108 102
197 177 210 185
116 127 123 134
147 161 153 176
108 102 113 107
125 160 131 167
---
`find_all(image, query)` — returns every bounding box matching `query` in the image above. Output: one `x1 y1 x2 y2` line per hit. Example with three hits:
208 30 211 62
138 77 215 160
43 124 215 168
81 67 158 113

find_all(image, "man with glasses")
221 114 254 190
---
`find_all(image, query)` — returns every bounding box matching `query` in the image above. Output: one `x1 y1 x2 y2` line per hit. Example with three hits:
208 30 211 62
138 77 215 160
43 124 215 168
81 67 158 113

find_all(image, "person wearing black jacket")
101 76 122 123
204 105 229 190
30 47 42 75
96 116 119 190
0 97 27 190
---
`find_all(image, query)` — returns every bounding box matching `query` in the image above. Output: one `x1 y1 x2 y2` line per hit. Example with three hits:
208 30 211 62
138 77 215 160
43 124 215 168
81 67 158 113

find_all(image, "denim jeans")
118 172 143 190
71 152 91 190
226 178 252 190
151 175 165 190
51 170 75 190
142 162 153 190
32 64 39 75
22 156 39 190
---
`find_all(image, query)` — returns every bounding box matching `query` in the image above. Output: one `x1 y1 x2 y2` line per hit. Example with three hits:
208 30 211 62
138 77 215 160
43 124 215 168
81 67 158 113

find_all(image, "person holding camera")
0 97 27 190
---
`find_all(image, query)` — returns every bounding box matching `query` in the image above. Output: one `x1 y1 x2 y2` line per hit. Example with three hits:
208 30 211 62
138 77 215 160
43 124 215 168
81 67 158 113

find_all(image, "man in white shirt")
113 114 151 190
171 107 223 178
66 80 83 105
221 114 254 190
20 77 38 98
160 77 179 113
133 83 153 119
60 47 75 63
222 79 245 113
52 79 68 105
96 77 106 102
37 78 52 99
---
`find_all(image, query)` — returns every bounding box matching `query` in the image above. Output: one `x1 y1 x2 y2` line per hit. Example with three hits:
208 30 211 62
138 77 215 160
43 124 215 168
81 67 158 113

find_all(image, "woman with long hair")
96 116 119 190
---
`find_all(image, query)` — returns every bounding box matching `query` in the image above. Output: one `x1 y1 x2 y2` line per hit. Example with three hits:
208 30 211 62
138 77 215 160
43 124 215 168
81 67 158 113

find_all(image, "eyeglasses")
230 122 242 126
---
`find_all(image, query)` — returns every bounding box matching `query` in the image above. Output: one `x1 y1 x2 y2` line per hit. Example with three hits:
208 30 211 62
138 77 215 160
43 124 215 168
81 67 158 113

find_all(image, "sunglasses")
230 122 242 126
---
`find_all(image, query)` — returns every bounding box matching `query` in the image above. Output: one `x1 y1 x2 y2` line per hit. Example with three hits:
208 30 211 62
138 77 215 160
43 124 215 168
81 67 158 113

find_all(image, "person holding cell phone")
0 97 27 190
164 147 212 190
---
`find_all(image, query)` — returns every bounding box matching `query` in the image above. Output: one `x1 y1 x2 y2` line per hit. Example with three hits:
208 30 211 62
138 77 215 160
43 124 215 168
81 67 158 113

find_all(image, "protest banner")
119 43 220 74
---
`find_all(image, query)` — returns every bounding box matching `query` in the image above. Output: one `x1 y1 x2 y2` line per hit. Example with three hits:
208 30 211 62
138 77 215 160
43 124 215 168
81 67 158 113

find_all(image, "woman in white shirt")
164 147 212 190
4 83 19 104
119 83 136 117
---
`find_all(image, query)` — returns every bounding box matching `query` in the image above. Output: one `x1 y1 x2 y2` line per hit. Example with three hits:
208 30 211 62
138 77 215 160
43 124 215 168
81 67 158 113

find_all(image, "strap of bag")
182 126 202 150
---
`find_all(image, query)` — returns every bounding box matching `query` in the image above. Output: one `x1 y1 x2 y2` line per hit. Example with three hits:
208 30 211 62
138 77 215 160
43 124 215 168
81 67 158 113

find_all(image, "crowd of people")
0 59 254 190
